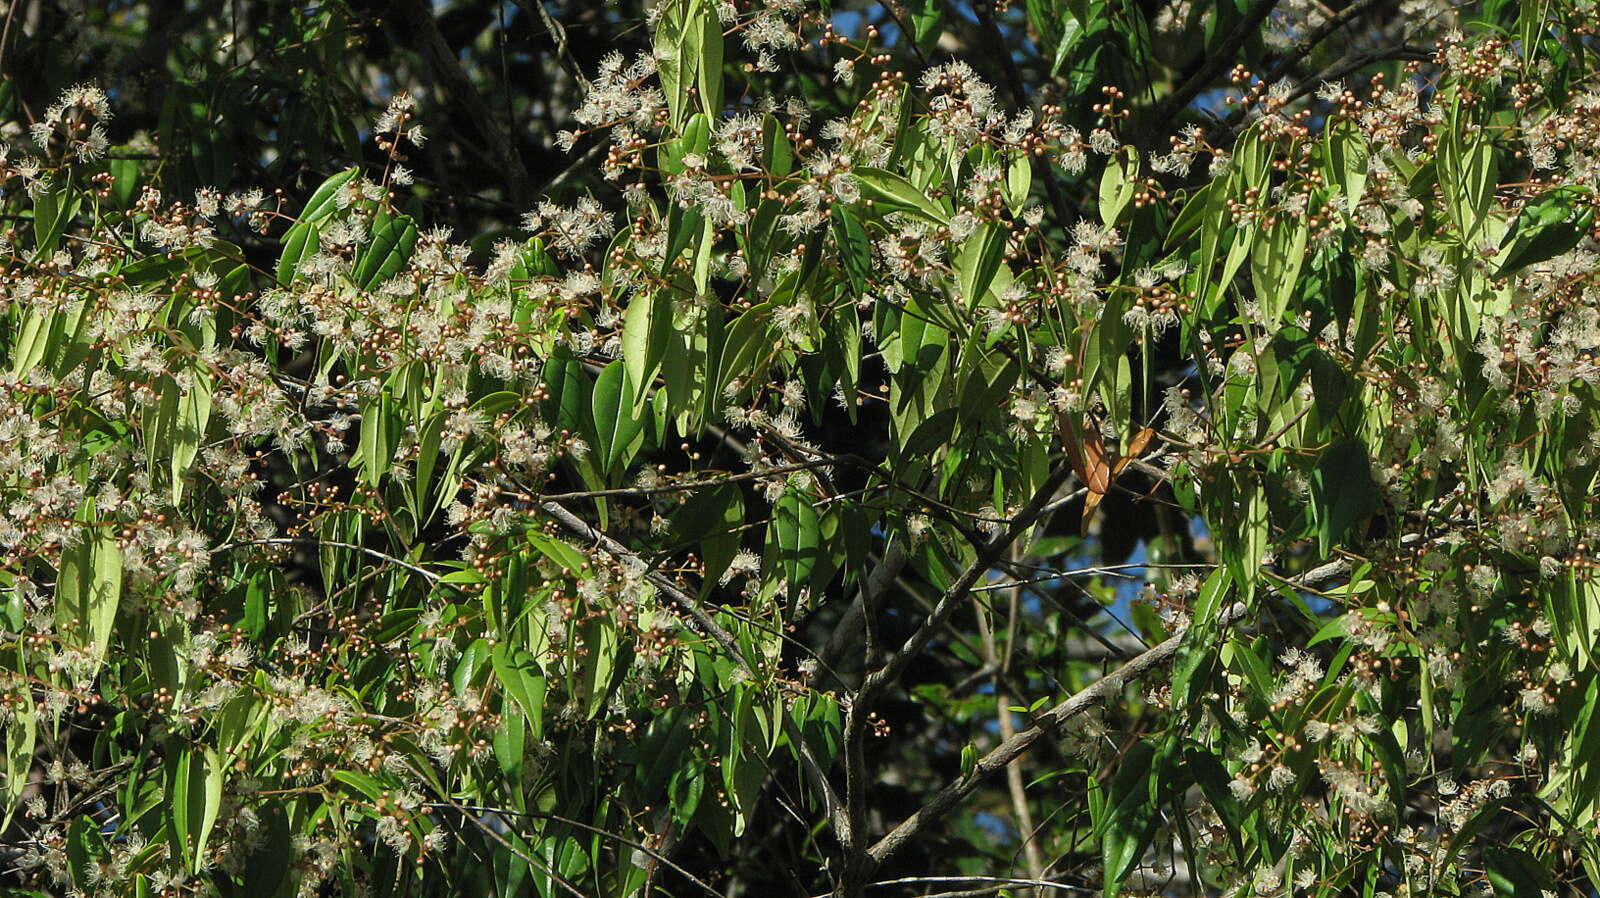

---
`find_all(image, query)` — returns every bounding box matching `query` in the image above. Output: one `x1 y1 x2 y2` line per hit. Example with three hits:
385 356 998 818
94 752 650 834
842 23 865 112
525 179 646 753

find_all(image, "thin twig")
537 140 607 197
538 499 852 843
812 875 1094 898
997 544 1046 893
862 530 1418 866
976 0 1076 228
510 0 592 91
411 769 589 898
511 458 838 504
215 537 442 584
421 803 719 898
856 463 1074 701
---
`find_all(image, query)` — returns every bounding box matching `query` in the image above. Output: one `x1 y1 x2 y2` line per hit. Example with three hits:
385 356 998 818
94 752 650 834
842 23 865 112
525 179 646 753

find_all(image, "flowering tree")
3 0 1600 895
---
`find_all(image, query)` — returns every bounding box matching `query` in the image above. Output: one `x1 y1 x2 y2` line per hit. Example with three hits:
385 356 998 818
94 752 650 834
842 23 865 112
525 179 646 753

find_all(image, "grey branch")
867 601 1251 866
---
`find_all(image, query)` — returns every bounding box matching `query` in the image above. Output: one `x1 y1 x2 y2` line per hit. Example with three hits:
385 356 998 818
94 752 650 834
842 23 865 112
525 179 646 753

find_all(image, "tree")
2 0 1599 895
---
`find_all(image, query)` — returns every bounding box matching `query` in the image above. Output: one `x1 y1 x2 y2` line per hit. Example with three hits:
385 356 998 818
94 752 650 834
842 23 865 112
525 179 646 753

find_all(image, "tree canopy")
3 1 1600 896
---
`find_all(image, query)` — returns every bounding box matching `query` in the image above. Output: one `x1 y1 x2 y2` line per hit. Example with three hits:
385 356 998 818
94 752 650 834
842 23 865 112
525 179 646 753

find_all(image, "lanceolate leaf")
769 488 821 593
1310 437 1381 555
169 367 213 504
853 167 950 224
623 290 672 398
1099 145 1138 227
1495 186 1595 277
352 210 418 289
277 167 360 283
591 359 645 476
55 520 122 673
1100 739 1169 897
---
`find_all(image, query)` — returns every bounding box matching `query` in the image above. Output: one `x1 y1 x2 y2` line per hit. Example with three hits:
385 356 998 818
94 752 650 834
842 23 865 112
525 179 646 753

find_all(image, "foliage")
2 1 1600 896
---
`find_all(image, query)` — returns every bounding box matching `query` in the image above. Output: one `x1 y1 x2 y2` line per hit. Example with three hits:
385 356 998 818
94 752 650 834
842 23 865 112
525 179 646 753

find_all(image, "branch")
411 766 589 898
538 499 852 844
1260 0 1387 84
215 537 442 585
976 0 1077 228
857 463 1074 703
991 546 1046 891
867 601 1251 866
1214 43 1433 147
1150 0 1282 128
837 464 1074 895
509 0 592 91
861 532 1426 866
394 0 532 208
811 875 1094 897
536 139 607 197
818 541 911 687
507 458 839 504
421 803 719 898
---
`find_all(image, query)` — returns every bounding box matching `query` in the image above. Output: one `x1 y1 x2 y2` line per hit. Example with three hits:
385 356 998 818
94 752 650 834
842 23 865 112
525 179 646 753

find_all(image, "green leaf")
1100 738 1168 896
33 177 82 259
352 210 418 289
1443 130 1496 240
1098 145 1138 227
1049 9 1086 77
1307 613 1351 647
452 637 491 695
541 348 592 437
1006 154 1033 214
769 488 821 592
591 360 645 476
1495 186 1594 277
168 747 225 873
623 290 672 399
580 616 622 719
909 0 943 51
1 691 36 828
1310 438 1381 555
275 220 321 284
56 523 122 673
692 7 723 116
876 294 947 375
1485 845 1555 898
492 644 548 740
1250 215 1310 326
656 8 690 129
833 207 873 296
169 368 212 504
359 392 393 487
1181 747 1247 859
671 483 745 587
955 223 1007 308
298 167 362 223
1170 567 1230 709
1326 119 1369 212
715 303 773 403
661 113 711 178
526 531 590 574
853 167 949 224
277 168 360 283
331 769 388 804
762 114 793 178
